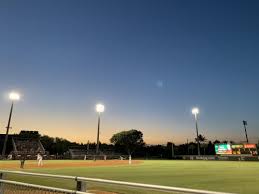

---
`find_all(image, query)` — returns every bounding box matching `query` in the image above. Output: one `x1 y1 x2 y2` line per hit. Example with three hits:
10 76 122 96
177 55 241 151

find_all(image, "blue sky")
0 0 259 144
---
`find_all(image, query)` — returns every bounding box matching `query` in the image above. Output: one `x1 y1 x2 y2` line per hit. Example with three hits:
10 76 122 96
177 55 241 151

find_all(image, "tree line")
14 130 237 158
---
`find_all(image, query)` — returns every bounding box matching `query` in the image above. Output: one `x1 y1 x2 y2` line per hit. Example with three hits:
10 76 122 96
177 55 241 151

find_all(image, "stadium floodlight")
192 107 200 156
95 103 105 156
9 92 20 101
96 103 105 113
192 107 199 117
2 92 21 157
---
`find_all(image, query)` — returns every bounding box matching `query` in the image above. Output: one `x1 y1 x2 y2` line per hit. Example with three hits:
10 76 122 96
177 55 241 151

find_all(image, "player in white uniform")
37 153 43 167
129 155 132 165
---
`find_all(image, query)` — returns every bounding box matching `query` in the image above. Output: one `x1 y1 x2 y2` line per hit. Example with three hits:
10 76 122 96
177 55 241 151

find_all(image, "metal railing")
0 179 90 194
0 170 235 194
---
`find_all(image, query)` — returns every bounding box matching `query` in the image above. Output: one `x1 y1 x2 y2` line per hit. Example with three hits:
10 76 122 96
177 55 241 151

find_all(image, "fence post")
0 173 5 194
76 177 87 192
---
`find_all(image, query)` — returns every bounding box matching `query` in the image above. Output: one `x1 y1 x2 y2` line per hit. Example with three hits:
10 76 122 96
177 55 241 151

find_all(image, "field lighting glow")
9 92 20 101
192 107 199 115
96 103 105 113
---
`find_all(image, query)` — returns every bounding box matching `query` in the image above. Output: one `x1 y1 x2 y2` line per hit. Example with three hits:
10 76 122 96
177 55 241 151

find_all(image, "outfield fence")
0 170 235 194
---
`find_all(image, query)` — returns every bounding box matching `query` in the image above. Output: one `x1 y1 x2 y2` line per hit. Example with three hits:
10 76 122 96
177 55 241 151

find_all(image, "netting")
0 180 85 194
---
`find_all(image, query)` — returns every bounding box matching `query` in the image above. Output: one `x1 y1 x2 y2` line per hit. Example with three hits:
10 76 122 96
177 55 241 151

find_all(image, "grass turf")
1 160 259 194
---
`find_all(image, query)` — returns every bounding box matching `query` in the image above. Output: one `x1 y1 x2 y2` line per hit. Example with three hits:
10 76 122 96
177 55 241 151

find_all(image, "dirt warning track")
0 160 142 169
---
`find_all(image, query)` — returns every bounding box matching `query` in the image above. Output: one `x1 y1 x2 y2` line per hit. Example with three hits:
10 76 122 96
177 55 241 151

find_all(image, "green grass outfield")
1 160 259 194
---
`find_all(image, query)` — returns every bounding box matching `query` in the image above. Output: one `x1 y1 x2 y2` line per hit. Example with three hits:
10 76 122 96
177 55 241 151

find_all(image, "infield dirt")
0 160 142 170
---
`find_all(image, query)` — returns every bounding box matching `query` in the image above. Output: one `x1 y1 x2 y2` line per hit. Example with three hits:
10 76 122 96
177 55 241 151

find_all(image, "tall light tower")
243 120 249 143
192 107 200 156
2 92 20 157
95 103 105 155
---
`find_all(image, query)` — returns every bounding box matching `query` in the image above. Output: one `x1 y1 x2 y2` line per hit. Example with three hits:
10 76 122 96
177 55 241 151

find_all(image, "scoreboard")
215 143 258 156
214 144 232 155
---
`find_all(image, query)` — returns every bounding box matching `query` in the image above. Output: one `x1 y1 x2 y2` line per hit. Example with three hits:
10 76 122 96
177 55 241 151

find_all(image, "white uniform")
37 154 43 166
129 155 132 165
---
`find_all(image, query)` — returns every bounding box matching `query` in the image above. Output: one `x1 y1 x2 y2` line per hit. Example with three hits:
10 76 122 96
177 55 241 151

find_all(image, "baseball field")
1 160 259 194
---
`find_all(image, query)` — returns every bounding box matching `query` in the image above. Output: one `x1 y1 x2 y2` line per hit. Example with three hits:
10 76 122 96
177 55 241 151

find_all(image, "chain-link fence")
0 179 89 194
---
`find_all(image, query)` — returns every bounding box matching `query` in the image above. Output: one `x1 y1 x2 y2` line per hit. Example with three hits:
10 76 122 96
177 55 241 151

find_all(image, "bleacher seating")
69 148 90 159
11 138 46 159
69 147 125 160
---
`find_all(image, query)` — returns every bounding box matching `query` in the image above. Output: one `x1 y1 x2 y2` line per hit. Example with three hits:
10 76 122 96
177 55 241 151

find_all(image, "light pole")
2 92 20 157
95 103 104 155
243 120 249 143
192 107 200 156
171 142 175 158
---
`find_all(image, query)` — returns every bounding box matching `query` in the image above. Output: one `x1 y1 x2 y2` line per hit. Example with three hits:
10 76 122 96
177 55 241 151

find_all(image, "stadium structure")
0 130 126 160
68 146 125 160
0 131 46 160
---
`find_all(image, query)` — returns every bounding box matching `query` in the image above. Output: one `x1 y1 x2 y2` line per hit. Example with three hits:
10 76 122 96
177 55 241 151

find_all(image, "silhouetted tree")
195 134 207 143
40 135 55 154
110 129 145 157
189 142 196 155
213 140 220 144
207 141 215 155
195 135 207 154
